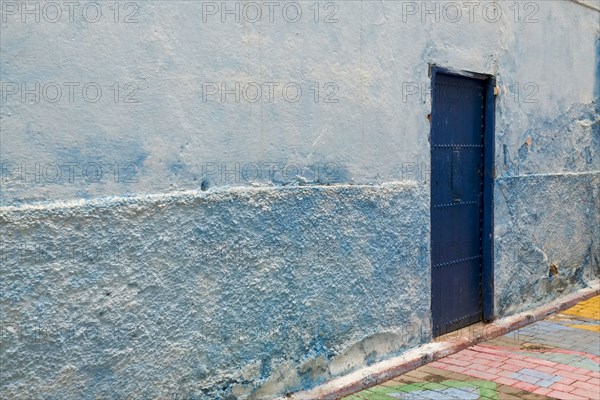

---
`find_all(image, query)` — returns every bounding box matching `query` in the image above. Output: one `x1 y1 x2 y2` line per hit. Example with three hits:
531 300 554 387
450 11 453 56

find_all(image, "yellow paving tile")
565 324 600 333
562 296 599 320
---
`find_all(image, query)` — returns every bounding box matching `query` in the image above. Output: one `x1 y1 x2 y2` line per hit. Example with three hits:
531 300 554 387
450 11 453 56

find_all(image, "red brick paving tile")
555 364 579 372
512 381 539 392
585 377 600 386
428 361 448 370
474 351 509 361
496 377 520 386
448 350 475 359
557 370 592 382
535 365 558 374
499 370 519 378
572 380 600 392
444 358 471 367
471 363 492 372
486 367 503 375
573 367 596 376
532 387 553 396
548 390 587 400
510 354 531 361
455 355 475 362
549 382 576 393
526 358 557 367
459 349 480 357
444 364 467 373
558 377 576 385
572 388 600 399
505 359 534 369
500 363 525 372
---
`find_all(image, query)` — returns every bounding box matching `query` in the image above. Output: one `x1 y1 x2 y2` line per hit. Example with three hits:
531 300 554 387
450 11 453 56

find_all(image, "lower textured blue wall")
494 173 600 316
1 183 432 399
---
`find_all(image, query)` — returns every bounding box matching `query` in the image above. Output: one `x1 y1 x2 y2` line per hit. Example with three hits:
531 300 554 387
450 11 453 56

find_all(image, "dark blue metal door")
431 71 487 337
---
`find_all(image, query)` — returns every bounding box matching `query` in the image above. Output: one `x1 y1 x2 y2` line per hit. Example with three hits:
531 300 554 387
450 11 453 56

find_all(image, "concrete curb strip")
289 283 600 400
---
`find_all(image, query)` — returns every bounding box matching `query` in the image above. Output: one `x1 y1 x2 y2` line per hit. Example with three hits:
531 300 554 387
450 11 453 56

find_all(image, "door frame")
429 65 496 323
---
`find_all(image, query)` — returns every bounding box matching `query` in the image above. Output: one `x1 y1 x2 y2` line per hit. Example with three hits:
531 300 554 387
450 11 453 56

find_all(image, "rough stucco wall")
495 173 600 316
1 1 599 399
1 184 430 399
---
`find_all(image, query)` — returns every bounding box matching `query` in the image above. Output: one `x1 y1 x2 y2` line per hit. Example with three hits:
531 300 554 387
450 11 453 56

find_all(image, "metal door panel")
431 71 487 337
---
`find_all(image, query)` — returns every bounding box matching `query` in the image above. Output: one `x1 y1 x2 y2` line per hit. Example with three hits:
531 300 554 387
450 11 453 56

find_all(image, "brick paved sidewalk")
346 296 600 400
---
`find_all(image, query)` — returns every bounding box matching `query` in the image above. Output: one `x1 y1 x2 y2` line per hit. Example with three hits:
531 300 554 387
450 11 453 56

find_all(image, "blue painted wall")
1 1 598 398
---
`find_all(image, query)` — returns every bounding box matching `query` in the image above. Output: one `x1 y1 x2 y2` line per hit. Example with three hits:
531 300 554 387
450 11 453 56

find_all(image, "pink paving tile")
508 354 530 361
588 371 600 379
548 390 587 400
572 387 600 399
495 377 519 386
474 352 509 362
485 367 502 375
572 380 600 392
470 363 492 372
444 358 471 367
472 358 493 366
499 363 523 372
558 377 576 385
557 370 592 382
459 349 481 357
512 381 540 392
586 377 600 386
428 361 449 370
532 387 553 396
443 364 467 373
555 363 579 372
453 352 473 359
498 370 518 378
504 359 533 369
535 365 559 374
573 367 596 376
549 382 576 393
525 357 558 367
456 356 476 364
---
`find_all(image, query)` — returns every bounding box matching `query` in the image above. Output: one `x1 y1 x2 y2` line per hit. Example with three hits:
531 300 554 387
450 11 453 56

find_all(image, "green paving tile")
479 387 498 399
368 386 402 395
362 390 397 400
444 380 469 389
571 359 600 371
477 380 497 390
373 384 406 391
442 379 496 389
